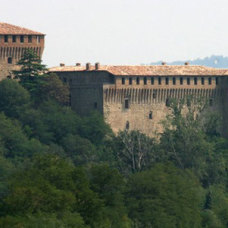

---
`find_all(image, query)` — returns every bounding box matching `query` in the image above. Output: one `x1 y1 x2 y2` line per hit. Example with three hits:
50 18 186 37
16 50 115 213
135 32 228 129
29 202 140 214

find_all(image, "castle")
1 23 228 137
0 23 45 79
49 63 228 137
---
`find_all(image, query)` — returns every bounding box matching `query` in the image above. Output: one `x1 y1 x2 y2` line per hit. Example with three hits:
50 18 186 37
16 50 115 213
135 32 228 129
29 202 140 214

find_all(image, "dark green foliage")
1 61 228 227
126 163 202 228
0 79 30 118
13 49 46 78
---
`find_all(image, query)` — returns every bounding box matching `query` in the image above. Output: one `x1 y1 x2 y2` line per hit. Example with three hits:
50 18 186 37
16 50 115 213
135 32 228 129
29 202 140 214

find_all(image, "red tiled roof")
0 23 44 35
49 65 228 76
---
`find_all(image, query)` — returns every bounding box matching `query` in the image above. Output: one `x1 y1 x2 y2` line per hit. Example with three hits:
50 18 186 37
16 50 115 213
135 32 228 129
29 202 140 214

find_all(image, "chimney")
60 63 65 67
184 62 189 65
86 62 91 70
161 62 166 65
95 62 100 70
76 63 81 66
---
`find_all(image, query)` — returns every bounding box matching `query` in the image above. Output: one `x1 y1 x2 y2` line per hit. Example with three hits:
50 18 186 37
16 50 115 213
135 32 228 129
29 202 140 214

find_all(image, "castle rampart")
49 64 228 137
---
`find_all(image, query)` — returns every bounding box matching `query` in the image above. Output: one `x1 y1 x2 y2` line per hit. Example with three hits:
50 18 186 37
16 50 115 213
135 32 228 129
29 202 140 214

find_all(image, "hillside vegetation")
0 50 228 227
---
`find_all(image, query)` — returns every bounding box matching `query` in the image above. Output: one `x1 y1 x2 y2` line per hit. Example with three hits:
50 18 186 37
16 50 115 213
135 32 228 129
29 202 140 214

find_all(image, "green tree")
113 130 158 175
126 163 202 228
0 79 30 118
13 49 46 78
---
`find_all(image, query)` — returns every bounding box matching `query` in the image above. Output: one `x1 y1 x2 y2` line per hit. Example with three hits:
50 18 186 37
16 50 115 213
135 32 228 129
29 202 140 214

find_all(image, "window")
165 77 169 85
20 35 24 43
37 36 40 43
187 78 190 85
158 77 161 85
126 121 130 130
173 77 176 85
124 98 129 109
144 77 147 85
129 78 132 85
180 77 183 85
122 77 125 85
201 77 204 85
153 92 156 99
208 77 212 85
4 35 8 42
209 99 213 106
216 77 219 85
94 102 97 109
166 98 170 107
12 35 16 43
28 35 32 43
149 111 153 119
7 57 12 64
136 77 140 85
194 77 197 85
151 77 154 85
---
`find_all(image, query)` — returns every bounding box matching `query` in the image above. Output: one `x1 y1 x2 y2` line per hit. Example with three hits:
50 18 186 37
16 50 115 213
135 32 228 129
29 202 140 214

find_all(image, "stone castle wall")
103 86 224 136
53 69 227 137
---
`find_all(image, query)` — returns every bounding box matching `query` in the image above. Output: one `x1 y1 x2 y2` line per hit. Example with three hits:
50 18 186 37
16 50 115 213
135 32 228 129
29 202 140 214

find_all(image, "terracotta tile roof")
49 65 228 76
0 23 44 35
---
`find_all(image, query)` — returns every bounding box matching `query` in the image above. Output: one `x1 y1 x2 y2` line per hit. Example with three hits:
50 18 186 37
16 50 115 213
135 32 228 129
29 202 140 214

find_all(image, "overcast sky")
1 0 227 67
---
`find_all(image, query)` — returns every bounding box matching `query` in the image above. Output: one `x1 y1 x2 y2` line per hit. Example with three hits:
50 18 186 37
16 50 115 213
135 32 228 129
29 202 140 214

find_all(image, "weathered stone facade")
0 23 45 79
50 64 228 137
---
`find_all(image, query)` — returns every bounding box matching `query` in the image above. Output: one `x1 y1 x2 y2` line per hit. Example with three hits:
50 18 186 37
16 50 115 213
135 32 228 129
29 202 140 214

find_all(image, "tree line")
0 50 228 227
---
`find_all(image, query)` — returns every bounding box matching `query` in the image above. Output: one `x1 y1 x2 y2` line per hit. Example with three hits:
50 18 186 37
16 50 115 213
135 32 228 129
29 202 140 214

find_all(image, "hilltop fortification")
50 63 228 137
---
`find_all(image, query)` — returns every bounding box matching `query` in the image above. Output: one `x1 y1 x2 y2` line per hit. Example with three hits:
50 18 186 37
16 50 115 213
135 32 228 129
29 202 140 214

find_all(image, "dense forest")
0 50 228 227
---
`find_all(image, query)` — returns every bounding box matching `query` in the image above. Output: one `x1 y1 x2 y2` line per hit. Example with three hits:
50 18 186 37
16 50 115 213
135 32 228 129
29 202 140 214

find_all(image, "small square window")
4 35 8 42
144 77 147 85
153 92 156 99
20 35 24 43
136 77 140 85
194 77 197 85
8 57 12 64
208 77 212 85
201 77 204 85
129 78 132 85
187 78 190 85
124 99 129 109
37 36 40 43
126 121 130 130
209 99 213 106
28 35 32 43
12 35 16 43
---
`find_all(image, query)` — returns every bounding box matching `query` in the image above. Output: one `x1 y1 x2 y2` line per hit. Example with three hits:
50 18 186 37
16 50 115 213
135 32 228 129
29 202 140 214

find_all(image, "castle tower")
0 23 45 79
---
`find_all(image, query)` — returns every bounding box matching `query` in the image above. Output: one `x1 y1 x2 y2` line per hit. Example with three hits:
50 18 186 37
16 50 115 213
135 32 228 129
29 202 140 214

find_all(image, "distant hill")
149 55 228 68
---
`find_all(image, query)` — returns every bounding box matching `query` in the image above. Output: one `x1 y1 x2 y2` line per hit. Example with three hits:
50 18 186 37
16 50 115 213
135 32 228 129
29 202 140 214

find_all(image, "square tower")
0 23 45 79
